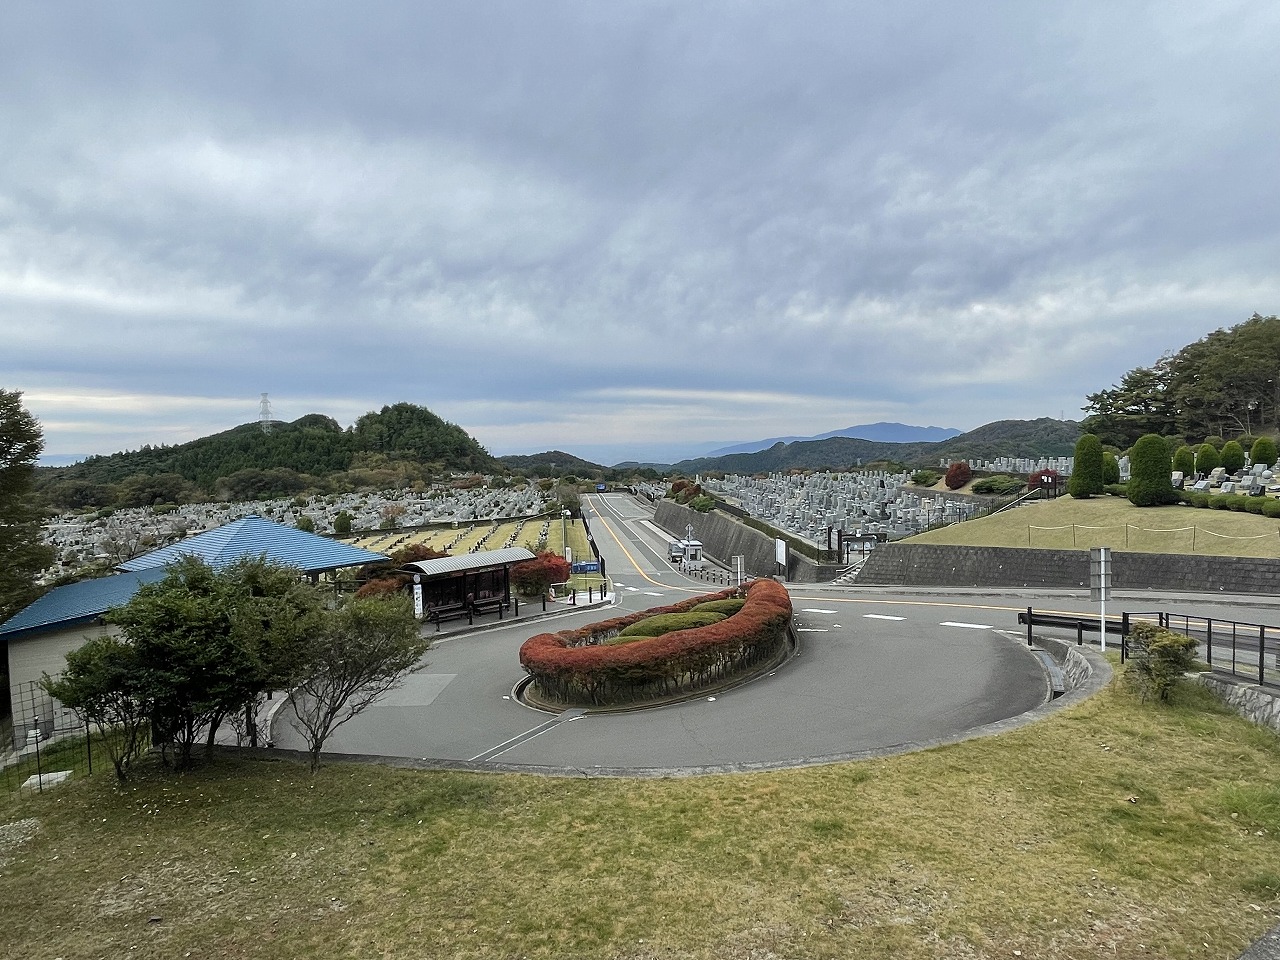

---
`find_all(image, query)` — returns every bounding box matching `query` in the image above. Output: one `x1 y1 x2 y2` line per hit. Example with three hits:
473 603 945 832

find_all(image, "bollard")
588 586 594 602
1076 621 1083 646
1026 607 1033 646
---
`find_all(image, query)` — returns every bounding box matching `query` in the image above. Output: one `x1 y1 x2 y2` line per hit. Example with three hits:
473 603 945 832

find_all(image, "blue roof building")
117 515 387 576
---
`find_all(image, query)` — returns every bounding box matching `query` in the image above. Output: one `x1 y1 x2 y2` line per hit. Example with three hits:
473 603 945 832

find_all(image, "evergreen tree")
1128 434 1178 506
1219 440 1246 475
1195 443 1220 476
1251 436 1278 469
1067 434 1104 498
1172 445 1196 479
0 389 55 624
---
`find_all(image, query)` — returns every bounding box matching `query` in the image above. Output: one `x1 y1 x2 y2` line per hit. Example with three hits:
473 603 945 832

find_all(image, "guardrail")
1018 607 1278 688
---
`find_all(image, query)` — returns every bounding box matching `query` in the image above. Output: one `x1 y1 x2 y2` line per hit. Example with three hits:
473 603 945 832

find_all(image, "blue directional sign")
571 561 601 574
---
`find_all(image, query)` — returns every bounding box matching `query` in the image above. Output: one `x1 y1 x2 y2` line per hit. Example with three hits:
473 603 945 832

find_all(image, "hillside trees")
0 389 55 624
1084 314 1280 446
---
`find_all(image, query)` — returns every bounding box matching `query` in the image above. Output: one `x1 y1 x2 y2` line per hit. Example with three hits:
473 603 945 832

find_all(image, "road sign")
571 561 600 574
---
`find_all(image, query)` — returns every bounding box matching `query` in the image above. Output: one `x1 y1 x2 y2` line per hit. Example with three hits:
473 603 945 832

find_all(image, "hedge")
617 611 727 638
519 579 793 706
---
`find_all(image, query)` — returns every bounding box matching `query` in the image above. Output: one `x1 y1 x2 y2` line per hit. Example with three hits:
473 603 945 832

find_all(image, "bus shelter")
401 547 535 613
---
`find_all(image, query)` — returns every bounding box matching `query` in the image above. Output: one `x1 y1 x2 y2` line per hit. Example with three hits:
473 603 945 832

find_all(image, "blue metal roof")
0 568 169 640
117 515 388 574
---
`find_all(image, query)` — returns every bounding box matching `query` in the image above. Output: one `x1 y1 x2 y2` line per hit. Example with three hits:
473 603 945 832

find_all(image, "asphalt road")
268 493 1280 775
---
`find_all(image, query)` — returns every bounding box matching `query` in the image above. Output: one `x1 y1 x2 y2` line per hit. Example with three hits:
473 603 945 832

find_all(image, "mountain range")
702 422 962 458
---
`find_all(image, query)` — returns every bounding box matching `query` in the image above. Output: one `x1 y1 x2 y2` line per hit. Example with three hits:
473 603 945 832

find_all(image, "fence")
1021 607 1279 689
1125 611 1280 688
2 680 98 799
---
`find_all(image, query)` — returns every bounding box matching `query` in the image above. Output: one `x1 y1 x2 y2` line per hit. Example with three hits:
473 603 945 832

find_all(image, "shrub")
519 580 792 706
1263 499 1280 518
944 462 972 490
295 515 316 533
1068 434 1105 498
1124 622 1199 702
1195 443 1220 476
1103 483 1129 497
971 475 1025 495
1172 445 1196 479
1128 434 1178 506
689 494 716 513
911 470 941 487
1102 451 1121 485
1220 440 1247 475
511 551 572 597
333 511 354 535
1251 437 1278 469
692 598 747 615
617 611 727 638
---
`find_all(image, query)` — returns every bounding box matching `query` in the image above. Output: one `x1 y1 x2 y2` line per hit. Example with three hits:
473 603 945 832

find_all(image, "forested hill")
667 418 1080 474
36 403 496 508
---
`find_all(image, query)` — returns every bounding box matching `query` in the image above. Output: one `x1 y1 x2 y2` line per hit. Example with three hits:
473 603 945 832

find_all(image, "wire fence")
2 680 99 799
1027 523 1280 553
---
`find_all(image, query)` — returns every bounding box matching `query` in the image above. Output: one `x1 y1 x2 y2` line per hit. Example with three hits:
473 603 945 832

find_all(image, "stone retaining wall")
1198 674 1280 736
1036 636 1095 691
856 543 1280 594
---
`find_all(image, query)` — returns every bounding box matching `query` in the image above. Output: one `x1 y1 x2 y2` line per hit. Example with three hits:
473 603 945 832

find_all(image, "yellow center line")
591 501 705 595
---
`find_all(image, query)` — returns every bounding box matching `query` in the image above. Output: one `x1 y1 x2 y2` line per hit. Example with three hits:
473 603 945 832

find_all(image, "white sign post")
412 574 423 620
1090 546 1112 652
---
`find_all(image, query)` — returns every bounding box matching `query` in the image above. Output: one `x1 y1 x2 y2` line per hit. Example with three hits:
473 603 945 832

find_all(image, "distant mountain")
35 403 496 508
704 422 961 457
669 418 1080 474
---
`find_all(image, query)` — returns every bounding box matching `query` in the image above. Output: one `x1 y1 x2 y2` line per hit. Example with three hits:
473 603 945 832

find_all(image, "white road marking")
863 614 906 621
940 621 993 630
801 608 838 614
797 627 829 633
643 591 665 596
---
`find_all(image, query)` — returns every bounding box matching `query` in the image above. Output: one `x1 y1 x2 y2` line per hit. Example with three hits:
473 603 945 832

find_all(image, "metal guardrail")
1019 607 1278 688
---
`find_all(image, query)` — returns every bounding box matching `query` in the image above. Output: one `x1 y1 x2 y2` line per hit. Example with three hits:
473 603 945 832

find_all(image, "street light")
561 510 571 561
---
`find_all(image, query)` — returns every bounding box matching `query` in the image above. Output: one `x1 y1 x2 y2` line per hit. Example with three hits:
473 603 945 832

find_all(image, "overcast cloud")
3 2 1279 465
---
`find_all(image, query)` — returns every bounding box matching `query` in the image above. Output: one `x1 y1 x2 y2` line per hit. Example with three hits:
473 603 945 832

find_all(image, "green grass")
909 494 1280 557
1 671 1277 959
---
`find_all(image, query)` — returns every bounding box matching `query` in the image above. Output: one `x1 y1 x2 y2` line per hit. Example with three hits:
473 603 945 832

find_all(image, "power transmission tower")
260 393 273 434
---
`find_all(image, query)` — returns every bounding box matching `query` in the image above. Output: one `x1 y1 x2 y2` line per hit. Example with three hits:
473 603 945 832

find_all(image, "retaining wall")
856 543 1280 594
653 501 839 582
1198 675 1280 737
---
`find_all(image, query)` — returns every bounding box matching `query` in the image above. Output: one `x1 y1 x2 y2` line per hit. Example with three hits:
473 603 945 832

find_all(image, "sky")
3 3 1280 467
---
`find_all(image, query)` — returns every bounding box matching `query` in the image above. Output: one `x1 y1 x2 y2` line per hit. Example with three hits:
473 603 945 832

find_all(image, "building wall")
7 621 117 749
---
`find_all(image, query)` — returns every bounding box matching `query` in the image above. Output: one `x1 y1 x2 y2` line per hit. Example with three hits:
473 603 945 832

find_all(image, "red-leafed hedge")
519 579 793 706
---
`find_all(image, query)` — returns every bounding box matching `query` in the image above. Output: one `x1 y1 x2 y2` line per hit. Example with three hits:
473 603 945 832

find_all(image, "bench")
470 596 508 621
427 603 470 631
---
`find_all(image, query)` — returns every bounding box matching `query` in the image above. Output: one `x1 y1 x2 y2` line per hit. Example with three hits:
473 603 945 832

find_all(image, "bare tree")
286 594 429 771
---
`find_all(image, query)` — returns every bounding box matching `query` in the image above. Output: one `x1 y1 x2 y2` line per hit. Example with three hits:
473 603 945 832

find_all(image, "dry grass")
1 671 1277 959
909 495 1280 557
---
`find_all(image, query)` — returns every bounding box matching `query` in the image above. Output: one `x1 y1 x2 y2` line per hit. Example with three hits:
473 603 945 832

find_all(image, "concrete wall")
856 543 1280 594
7 621 115 749
653 501 839 582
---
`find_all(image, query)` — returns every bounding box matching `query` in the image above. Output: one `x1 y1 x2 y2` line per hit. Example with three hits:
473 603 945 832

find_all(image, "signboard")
412 575 423 620
571 561 601 574
774 537 787 566
595 483 607 492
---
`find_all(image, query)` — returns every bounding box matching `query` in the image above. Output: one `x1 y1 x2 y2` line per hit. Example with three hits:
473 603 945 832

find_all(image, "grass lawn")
2 670 1277 959
908 494 1280 557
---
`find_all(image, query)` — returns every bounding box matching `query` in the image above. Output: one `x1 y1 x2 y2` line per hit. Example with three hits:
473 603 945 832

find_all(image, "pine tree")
0 389 55 623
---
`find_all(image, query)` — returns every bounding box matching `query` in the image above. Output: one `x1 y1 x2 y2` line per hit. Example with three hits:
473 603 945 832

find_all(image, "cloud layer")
3 3 1279 464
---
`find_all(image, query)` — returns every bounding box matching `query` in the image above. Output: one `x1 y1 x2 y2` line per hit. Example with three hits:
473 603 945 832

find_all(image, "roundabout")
267 494 1107 775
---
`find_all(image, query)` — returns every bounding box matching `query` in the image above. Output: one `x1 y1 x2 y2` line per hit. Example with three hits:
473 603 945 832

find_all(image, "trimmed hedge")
691 598 746 615
617 611 727 638
519 579 793 706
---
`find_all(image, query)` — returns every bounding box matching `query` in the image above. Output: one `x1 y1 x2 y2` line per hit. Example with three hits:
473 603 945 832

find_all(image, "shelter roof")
0 568 168 640
117 515 387 575
402 547 536 579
